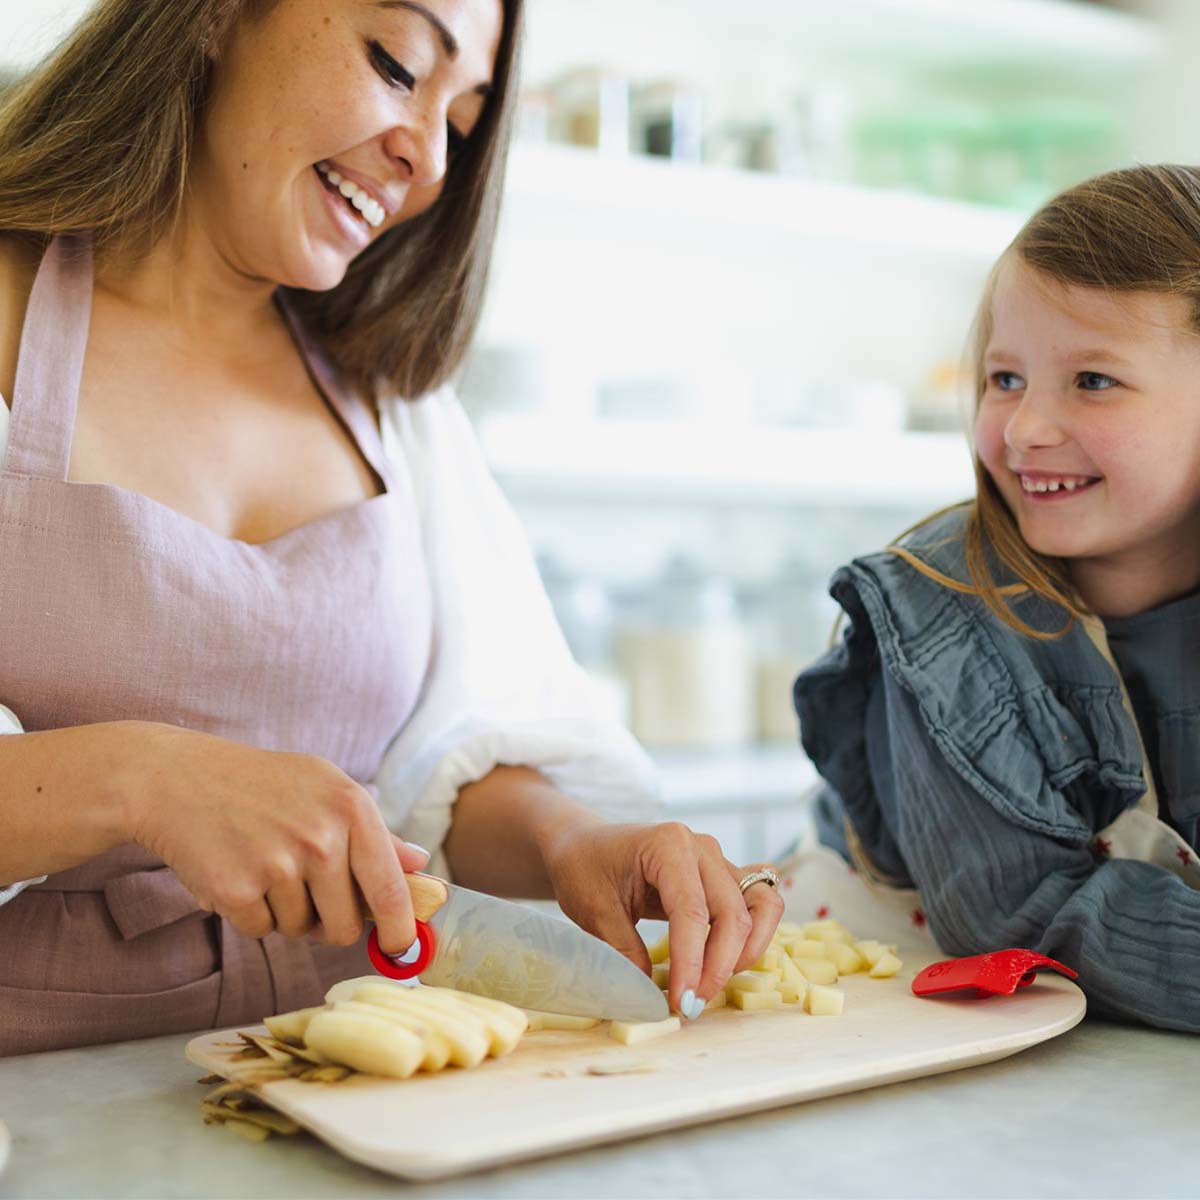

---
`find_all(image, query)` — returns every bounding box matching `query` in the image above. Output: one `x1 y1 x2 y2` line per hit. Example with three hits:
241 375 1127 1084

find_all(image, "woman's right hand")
118 721 425 954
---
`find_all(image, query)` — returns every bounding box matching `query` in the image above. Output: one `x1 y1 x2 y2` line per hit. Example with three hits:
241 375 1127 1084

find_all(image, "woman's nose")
1004 388 1066 452
384 108 448 189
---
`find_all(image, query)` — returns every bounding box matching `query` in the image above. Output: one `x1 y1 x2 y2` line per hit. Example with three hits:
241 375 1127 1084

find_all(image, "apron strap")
3 234 93 481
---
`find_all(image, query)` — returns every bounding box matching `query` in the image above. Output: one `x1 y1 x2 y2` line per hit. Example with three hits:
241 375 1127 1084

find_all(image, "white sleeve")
372 386 661 878
0 704 49 905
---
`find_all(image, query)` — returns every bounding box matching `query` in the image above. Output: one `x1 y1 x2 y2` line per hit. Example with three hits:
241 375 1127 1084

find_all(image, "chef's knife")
366 874 669 1024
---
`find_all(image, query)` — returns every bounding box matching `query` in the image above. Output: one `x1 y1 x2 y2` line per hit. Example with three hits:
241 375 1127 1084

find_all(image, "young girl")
795 164 1200 1033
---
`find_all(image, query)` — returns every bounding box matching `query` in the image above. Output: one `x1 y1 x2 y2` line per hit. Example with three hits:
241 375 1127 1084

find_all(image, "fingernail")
679 988 696 1019
405 842 430 858
685 994 706 1020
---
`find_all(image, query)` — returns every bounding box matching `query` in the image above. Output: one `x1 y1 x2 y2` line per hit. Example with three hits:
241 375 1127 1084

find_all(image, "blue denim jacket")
794 509 1200 1032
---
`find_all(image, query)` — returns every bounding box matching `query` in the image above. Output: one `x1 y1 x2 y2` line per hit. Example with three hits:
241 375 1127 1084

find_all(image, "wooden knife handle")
406 872 449 922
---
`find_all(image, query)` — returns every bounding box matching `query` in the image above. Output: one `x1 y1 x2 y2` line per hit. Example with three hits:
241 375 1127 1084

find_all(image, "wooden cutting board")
185 850 1086 1181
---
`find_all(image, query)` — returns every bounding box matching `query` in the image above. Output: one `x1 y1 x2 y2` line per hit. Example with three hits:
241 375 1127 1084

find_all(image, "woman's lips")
312 165 370 249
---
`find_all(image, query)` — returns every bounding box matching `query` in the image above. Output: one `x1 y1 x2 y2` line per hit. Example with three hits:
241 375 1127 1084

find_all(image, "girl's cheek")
973 406 1006 472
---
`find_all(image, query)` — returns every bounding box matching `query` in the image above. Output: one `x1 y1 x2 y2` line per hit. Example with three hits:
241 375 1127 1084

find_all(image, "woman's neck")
92 212 281 365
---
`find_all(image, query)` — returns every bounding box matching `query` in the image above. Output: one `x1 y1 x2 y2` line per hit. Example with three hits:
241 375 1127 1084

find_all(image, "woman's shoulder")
0 234 43 410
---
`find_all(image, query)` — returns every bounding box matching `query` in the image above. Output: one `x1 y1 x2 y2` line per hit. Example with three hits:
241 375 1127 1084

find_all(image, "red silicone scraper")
912 949 1078 999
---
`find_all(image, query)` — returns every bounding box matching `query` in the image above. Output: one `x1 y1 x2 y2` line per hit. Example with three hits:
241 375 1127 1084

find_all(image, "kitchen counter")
0 1018 1193 1199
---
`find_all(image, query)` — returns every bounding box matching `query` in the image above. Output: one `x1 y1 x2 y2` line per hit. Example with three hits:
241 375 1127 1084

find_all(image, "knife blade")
371 875 669 1024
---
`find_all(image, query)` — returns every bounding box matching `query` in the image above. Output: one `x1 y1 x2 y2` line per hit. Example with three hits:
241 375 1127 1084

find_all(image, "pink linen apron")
0 235 433 1056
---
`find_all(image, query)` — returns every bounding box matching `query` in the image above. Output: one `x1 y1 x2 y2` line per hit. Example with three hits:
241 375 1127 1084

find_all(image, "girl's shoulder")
0 234 43 410
800 505 1145 843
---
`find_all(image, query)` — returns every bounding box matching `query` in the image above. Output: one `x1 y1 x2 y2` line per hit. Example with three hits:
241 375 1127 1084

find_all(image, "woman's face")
191 0 502 291
974 256 1200 596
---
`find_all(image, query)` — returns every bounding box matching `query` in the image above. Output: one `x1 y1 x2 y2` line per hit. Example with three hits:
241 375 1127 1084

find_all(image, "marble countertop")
0 1017 1194 1199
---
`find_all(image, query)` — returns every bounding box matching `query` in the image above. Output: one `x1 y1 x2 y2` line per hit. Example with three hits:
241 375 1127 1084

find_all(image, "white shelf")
523 0 1162 81
503 143 1026 264
480 415 976 509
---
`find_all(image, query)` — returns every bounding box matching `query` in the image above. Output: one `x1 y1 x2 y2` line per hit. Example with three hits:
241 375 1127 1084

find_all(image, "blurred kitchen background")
4 0 1197 862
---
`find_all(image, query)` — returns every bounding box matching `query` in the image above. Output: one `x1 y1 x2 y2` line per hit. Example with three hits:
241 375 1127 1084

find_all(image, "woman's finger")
350 809 416 955
647 827 711 1018
226 897 275 940
728 861 785 973
690 852 752 1005
265 879 317 939
392 834 431 873
307 863 365 947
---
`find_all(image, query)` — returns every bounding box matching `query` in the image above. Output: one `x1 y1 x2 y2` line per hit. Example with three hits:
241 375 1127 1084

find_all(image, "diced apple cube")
792 957 838 986
609 1016 681 1045
853 939 887 967
726 969 777 993
777 954 809 1004
803 984 845 1016
647 932 671 965
752 946 781 972
784 938 828 960
829 943 866 975
730 988 783 1011
869 951 903 979
651 962 670 989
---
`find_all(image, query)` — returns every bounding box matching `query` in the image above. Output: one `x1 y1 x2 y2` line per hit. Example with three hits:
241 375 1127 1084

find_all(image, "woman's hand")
541 820 784 1020
117 721 427 954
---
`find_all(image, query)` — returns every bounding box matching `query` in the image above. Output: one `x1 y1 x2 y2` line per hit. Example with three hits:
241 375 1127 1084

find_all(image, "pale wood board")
186 850 1087 1180
186 968 1084 1181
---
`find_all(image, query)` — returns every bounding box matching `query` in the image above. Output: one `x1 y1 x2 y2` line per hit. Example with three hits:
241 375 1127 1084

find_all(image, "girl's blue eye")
989 371 1024 392
1077 371 1118 392
369 41 415 90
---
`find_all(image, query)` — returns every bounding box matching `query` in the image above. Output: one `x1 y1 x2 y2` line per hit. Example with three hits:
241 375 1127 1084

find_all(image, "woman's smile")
311 162 375 251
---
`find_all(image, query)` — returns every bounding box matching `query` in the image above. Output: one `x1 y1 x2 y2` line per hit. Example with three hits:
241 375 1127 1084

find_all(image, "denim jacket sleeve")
872 660 1200 1032
795 510 1200 1033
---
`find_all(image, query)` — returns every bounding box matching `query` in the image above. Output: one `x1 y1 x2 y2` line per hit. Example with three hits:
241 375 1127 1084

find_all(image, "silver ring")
738 867 781 894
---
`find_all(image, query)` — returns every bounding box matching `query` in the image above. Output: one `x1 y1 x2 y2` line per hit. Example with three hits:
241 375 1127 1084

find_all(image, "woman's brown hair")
0 0 523 400
895 164 1200 639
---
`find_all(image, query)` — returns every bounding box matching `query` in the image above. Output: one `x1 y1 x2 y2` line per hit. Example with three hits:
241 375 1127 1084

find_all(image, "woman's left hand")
541 820 784 1020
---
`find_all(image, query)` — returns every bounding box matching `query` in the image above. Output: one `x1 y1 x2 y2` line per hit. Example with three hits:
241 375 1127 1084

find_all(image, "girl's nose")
1004 388 1066 453
384 108 448 189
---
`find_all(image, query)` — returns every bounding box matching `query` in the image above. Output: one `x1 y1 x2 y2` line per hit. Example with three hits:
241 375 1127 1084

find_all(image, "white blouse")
0 387 659 902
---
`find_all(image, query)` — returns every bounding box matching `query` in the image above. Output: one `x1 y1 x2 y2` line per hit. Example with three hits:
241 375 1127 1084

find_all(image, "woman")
0 0 782 1056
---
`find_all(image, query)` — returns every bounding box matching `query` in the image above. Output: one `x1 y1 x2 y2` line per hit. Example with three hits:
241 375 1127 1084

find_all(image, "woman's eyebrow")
373 1 458 57
371 1 495 95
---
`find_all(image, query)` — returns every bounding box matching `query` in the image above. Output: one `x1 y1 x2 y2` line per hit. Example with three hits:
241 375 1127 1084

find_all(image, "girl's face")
974 257 1200 603
190 0 502 291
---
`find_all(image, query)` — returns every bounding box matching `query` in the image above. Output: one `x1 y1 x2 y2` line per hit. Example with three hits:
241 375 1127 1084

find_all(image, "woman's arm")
0 719 428 954
0 723 135 882
444 765 782 1019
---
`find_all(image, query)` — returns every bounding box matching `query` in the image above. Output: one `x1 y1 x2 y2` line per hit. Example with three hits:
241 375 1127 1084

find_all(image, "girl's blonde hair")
0 0 523 401
897 164 1200 639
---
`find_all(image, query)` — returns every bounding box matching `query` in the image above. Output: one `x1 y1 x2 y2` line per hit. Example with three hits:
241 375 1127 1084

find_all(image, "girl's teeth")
1021 475 1093 494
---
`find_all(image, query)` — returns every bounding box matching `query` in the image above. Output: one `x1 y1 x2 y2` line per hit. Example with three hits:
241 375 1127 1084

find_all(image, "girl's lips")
312 165 370 250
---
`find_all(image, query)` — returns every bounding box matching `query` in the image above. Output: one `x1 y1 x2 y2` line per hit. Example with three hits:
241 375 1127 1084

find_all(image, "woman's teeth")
316 162 385 229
